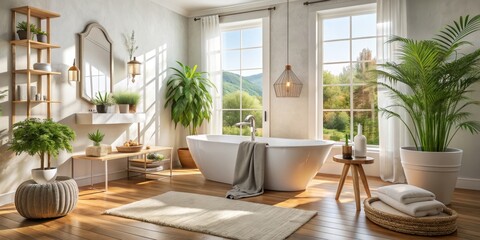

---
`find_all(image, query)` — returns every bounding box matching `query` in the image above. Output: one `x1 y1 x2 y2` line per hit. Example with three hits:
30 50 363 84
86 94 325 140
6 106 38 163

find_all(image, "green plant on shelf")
88 129 105 147
16 21 36 32
35 27 47 36
92 92 114 106
112 91 140 105
147 153 165 161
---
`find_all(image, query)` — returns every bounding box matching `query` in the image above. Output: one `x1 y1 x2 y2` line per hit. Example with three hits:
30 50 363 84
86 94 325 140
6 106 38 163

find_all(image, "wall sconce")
127 57 141 83
68 59 80 82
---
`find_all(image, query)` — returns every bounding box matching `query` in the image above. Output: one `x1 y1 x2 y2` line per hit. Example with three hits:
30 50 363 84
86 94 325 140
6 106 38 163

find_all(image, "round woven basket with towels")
15 176 78 219
364 197 457 236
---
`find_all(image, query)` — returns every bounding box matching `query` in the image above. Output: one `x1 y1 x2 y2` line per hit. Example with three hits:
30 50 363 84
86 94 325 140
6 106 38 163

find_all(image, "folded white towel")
377 192 445 217
377 184 435 204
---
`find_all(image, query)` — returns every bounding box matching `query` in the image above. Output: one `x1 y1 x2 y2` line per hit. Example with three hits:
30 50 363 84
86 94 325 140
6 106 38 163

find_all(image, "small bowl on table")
116 145 143 153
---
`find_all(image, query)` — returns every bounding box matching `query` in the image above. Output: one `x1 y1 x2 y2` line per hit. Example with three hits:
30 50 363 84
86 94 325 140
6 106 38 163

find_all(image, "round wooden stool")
333 154 374 211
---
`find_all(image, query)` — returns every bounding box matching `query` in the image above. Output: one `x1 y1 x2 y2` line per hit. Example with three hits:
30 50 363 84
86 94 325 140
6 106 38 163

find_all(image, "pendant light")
68 59 80 82
274 0 303 97
127 57 141 83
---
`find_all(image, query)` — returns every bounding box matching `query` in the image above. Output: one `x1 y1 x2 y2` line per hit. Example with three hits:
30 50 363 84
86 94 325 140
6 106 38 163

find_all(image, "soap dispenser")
354 124 367 157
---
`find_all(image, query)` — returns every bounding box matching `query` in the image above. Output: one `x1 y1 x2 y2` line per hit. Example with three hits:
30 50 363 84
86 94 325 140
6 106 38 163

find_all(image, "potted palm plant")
9 118 76 184
374 15 480 204
165 61 215 168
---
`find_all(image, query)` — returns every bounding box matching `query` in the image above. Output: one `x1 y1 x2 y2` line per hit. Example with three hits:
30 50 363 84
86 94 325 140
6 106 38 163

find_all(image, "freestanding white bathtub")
186 135 334 191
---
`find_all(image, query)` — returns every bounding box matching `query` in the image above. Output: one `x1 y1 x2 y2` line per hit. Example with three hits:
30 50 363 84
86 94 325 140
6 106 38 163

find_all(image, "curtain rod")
194 7 276 21
303 0 330 6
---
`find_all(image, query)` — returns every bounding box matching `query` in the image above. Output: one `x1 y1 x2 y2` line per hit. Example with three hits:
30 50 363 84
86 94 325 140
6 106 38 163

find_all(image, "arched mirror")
79 22 113 102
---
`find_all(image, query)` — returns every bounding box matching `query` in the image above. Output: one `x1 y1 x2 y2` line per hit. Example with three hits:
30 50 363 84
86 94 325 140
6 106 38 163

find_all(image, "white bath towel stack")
376 184 445 217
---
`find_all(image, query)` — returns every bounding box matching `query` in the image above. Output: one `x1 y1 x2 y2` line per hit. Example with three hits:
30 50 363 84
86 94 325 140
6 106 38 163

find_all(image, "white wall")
0 0 188 205
187 0 480 188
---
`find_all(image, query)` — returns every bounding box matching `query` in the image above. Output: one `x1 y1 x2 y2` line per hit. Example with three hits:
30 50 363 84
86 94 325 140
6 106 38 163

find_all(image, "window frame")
317 4 378 145
219 18 270 137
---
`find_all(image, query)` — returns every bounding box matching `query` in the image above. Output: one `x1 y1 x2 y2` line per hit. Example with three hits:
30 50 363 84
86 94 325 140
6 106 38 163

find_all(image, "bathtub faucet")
234 115 256 141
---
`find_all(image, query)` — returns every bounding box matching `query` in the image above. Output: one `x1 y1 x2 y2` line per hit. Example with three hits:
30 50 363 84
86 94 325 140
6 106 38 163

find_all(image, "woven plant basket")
364 197 457 236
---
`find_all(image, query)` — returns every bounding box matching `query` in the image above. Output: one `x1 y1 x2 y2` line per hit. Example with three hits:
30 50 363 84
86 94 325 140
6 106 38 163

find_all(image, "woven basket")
364 197 457 236
116 145 143 153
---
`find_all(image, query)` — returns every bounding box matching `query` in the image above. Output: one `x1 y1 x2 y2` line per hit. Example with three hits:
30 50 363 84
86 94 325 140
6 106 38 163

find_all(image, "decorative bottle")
354 124 367 158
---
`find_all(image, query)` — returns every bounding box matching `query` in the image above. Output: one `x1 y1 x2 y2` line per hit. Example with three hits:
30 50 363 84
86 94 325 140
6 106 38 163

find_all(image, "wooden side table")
333 154 374 211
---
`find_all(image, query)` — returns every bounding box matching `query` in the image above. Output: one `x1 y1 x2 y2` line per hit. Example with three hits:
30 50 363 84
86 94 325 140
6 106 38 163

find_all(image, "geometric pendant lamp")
274 0 303 97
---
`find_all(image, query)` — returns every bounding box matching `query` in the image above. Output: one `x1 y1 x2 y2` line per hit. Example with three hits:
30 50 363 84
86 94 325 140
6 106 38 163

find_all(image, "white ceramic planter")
118 104 129 113
31 168 57 184
400 147 462 204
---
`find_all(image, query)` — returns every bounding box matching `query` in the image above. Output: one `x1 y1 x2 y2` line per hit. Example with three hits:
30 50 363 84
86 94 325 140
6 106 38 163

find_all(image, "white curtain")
200 15 222 135
377 0 409 183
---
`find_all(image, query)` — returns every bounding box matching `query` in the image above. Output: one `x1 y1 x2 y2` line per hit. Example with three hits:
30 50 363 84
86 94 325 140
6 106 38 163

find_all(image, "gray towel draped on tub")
226 141 268 199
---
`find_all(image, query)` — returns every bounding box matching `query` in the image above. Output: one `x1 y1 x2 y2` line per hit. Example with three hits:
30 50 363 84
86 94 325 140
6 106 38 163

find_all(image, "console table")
71 146 173 191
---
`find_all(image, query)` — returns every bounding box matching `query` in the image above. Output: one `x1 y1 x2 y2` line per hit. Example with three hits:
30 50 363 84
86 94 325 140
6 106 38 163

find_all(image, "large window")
320 8 378 144
220 20 264 136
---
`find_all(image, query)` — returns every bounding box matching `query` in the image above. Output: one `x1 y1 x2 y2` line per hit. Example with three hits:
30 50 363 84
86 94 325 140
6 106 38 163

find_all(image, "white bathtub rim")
187 134 334 148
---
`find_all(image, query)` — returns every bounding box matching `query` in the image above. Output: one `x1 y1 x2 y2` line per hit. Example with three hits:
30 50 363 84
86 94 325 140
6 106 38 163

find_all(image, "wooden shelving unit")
10 6 61 124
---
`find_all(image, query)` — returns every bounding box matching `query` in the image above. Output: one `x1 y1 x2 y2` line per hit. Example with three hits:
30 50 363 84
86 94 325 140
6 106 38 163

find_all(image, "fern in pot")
373 15 480 204
9 118 76 184
164 61 215 168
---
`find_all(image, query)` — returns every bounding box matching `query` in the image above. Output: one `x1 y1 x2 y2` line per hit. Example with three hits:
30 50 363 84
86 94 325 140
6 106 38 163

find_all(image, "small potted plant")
9 118 75 184
92 92 114 113
85 129 110 157
35 27 47 43
342 133 352 159
112 91 140 113
16 21 36 40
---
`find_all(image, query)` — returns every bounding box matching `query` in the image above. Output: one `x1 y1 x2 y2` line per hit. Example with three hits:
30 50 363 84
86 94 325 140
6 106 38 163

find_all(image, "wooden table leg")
351 165 361 211
357 165 371 198
335 164 351 200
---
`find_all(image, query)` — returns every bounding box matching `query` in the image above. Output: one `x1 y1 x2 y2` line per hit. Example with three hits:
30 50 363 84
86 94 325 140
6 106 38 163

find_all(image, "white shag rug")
104 191 316 240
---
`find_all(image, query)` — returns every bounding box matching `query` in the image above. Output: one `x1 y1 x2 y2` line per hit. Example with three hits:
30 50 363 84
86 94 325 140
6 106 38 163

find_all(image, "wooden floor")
0 170 479 240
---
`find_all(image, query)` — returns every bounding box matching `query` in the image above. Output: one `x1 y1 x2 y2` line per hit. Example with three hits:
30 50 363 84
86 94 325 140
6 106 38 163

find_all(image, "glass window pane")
241 70 263 97
223 110 241 135
223 71 240 98
222 31 240 49
323 17 350 41
353 60 377 83
222 50 240 70
242 110 263 136
323 63 351 84
323 86 350 109
323 111 351 141
352 14 376 38
242 27 262 48
353 85 377 109
323 41 350 63
352 38 376 61
353 111 379 145
241 48 262 69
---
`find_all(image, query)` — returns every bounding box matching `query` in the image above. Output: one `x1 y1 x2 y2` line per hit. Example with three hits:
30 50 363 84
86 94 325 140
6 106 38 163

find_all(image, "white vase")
354 124 366 157
31 168 57 184
400 147 462 204
118 104 129 113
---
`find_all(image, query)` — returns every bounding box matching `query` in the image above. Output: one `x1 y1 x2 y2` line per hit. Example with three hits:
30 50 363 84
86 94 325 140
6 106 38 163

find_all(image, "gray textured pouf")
15 176 79 219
